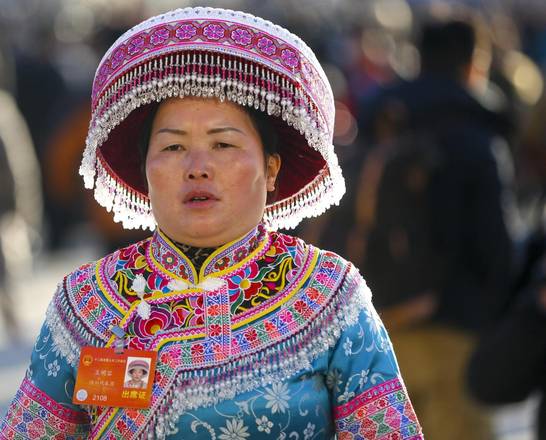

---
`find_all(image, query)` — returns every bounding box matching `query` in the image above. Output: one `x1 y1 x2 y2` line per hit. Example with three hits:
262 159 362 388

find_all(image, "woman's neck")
170 240 221 273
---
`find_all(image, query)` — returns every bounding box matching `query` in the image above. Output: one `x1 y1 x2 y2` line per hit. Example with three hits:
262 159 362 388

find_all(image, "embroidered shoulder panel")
45 227 375 439
45 265 125 367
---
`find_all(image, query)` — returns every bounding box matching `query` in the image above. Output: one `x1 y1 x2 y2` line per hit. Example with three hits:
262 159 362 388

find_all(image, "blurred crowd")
1 0 546 438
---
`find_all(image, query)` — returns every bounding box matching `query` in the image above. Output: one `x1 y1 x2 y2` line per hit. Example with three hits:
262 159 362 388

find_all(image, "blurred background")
0 0 546 438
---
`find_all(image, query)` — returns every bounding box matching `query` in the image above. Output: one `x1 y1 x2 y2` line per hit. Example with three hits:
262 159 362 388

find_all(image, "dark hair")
137 101 279 169
419 20 476 78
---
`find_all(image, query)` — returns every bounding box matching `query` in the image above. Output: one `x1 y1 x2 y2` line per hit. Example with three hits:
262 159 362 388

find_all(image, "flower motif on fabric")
279 309 294 324
27 419 46 437
243 327 258 344
305 287 322 303
203 24 225 40
316 271 335 288
263 382 290 414
280 49 299 68
214 256 230 271
175 24 197 40
191 343 205 357
127 35 145 55
358 369 370 388
209 324 222 337
343 337 353 356
218 418 249 440
227 263 262 301
75 269 89 284
263 320 278 336
364 306 391 353
231 28 252 46
133 307 172 337
110 48 126 69
161 251 177 270
293 299 313 319
85 294 99 313
338 388 355 404
233 248 248 263
326 369 342 393
80 283 92 296
257 36 276 56
255 415 273 434
46 360 60 377
303 422 316 440
159 349 179 369
150 26 171 46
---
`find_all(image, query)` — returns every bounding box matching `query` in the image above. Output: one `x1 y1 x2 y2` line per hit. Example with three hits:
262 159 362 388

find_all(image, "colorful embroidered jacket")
1 226 423 439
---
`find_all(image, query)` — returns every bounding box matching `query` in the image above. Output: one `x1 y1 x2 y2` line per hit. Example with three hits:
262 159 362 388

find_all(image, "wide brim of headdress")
81 7 345 230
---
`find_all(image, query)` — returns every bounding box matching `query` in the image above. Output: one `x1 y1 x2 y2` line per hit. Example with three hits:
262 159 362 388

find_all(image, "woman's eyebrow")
155 126 245 135
207 127 245 135
156 128 187 135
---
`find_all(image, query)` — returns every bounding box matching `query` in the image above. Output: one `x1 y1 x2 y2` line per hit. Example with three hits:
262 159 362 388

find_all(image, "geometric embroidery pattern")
0 377 90 440
334 378 423 440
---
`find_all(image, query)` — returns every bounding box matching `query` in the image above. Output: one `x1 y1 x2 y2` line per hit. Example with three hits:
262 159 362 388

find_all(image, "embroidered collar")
147 224 268 284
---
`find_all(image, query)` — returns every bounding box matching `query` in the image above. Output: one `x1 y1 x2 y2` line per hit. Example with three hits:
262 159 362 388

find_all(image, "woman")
0 7 422 439
124 359 150 389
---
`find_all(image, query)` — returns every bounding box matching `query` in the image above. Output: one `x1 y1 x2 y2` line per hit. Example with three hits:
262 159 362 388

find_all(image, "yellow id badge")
73 347 157 408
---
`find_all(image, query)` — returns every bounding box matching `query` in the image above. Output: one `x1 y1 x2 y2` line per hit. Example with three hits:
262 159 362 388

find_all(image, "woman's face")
130 368 145 380
146 97 281 247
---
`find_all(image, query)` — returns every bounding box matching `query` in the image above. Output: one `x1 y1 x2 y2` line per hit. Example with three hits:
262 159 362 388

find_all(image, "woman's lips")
183 190 219 207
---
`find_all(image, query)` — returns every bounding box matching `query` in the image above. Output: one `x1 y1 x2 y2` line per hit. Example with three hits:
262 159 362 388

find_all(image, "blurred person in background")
467 90 546 439
340 16 515 439
0 41 43 342
41 22 148 253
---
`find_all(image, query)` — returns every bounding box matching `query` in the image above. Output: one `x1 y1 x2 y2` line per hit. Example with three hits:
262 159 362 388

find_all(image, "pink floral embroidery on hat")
96 63 111 86
150 27 170 46
257 36 276 56
175 24 197 40
203 24 225 40
111 48 126 69
127 35 146 56
231 28 252 46
281 49 299 68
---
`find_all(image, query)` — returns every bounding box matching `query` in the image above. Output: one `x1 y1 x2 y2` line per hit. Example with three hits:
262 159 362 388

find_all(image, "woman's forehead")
153 97 255 130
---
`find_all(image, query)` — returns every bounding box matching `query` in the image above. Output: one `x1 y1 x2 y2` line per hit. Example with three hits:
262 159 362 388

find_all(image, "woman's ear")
266 153 281 192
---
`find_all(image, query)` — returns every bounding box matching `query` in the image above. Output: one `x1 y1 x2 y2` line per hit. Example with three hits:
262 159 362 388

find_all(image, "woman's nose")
185 151 211 180
188 169 209 179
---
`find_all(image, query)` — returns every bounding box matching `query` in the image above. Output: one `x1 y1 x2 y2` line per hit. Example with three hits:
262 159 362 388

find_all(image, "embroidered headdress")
80 7 344 230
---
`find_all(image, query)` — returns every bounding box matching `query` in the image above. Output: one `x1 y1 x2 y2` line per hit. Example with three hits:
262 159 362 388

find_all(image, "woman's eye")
216 142 233 149
163 144 183 151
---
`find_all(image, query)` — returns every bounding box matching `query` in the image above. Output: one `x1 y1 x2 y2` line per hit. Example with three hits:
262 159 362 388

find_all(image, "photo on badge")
123 357 151 390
